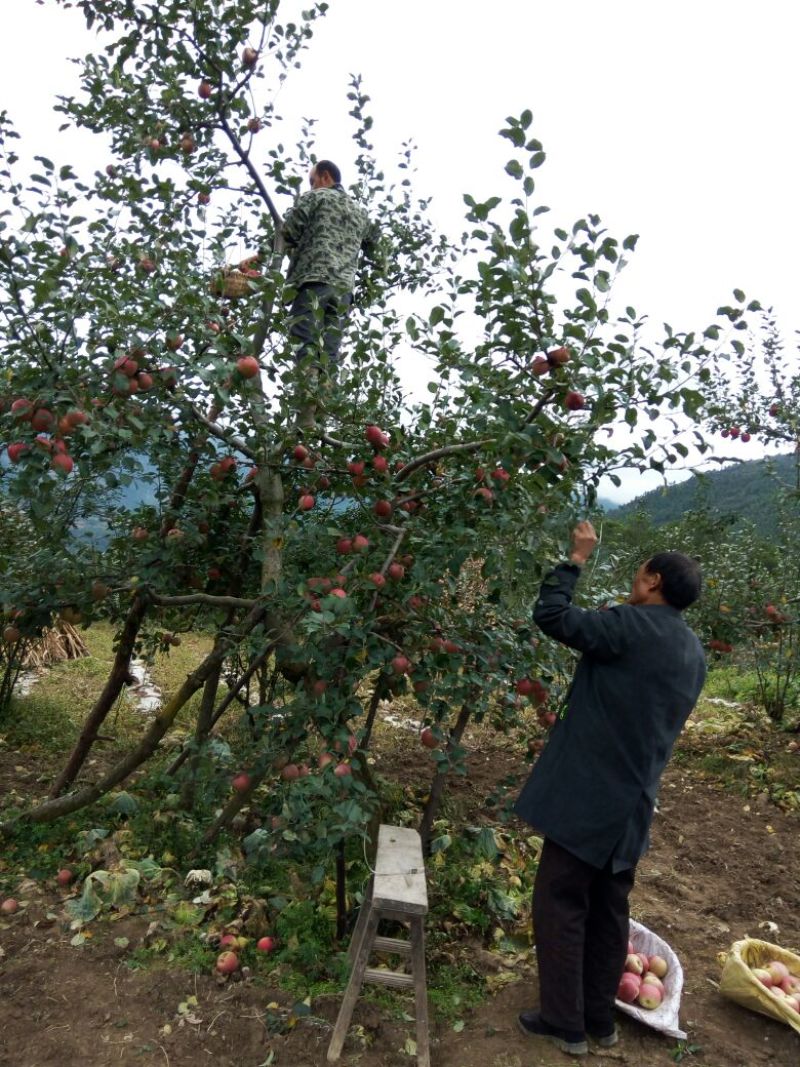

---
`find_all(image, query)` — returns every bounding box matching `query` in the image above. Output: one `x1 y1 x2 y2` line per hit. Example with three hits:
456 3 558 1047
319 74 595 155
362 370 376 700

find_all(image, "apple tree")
0 0 760 855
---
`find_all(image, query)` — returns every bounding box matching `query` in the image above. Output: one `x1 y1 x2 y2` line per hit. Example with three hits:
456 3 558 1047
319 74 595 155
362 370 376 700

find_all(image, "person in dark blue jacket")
514 521 706 1056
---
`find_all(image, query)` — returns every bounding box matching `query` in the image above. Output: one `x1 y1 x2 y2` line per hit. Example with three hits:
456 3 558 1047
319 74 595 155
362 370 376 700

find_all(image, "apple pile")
617 940 669 1010
751 959 800 1013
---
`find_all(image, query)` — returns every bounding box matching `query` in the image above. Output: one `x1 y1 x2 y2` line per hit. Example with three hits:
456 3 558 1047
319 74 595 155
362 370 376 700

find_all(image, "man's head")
309 160 341 189
629 552 702 610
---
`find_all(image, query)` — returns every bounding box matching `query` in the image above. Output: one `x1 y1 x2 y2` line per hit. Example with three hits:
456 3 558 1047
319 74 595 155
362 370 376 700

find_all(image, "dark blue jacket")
514 563 706 869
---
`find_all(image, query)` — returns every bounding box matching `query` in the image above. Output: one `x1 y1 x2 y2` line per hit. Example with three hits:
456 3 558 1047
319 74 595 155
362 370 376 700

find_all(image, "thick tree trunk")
418 700 473 852
49 593 149 797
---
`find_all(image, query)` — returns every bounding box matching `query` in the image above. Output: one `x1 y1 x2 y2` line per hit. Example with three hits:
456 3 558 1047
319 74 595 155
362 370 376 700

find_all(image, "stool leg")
410 916 430 1067
327 906 380 1062
347 876 374 965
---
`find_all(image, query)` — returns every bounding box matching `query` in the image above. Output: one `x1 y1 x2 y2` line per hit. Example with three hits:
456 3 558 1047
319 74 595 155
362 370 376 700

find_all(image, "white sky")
2 0 797 503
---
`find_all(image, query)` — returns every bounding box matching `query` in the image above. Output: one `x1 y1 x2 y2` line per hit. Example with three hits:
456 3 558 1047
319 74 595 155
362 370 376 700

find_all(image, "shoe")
516 1011 588 1056
584 1015 619 1047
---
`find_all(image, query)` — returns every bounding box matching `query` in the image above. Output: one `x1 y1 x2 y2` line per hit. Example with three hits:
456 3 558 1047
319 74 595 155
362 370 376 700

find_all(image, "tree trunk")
3 604 272 834
180 660 224 811
418 700 473 852
49 594 149 797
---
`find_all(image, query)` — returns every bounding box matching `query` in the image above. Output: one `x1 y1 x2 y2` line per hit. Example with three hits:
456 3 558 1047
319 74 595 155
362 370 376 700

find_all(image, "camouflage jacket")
281 184 378 296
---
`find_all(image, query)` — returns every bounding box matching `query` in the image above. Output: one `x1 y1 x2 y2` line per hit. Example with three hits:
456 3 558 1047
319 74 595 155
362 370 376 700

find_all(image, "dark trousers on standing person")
532 837 635 1033
288 282 352 367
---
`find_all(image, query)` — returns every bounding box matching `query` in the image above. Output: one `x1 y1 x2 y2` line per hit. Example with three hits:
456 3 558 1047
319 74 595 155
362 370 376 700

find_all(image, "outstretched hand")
570 521 598 565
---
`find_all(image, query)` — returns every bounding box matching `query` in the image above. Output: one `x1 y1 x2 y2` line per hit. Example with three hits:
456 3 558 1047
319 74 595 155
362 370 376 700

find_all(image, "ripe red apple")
348 460 365 477
392 654 411 675
280 764 300 781
257 936 276 953
329 588 347 599
491 467 510 482
215 950 239 975
105 164 117 178
232 773 252 794
372 455 389 473
387 563 405 581
237 355 260 379
769 403 780 417
334 762 351 777
2 626 21 644
138 372 154 390
365 424 388 449
729 425 740 438
7 443 28 464
369 572 386 587
547 346 571 366
420 727 437 749
198 80 212 99
31 408 54 432
515 678 535 697
293 444 309 462
247 117 262 133
132 527 149 541
625 953 644 976
740 432 751 443
642 972 664 994
197 192 211 206
298 494 315 511
373 499 393 519
137 256 157 274
617 973 641 1003
564 390 586 411
637 982 662 1010
351 534 369 552
56 868 74 887
1 898 19 915
531 356 550 375
474 487 494 503
767 960 790 984
318 752 334 769
752 967 773 988
166 334 183 352
242 46 259 68
51 453 74 476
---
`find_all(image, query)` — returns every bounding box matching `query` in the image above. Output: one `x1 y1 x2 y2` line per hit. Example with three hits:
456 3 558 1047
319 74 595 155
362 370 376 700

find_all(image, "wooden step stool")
327 824 429 1067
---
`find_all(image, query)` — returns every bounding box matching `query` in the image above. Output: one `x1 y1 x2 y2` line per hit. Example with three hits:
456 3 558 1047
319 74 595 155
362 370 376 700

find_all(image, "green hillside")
609 452 797 536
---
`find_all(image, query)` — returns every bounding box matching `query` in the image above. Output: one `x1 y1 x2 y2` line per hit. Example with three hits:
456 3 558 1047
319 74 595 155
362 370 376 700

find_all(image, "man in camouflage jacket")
282 159 378 367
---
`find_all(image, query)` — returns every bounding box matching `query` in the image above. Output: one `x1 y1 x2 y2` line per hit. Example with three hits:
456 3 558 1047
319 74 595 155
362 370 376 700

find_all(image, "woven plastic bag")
615 918 687 1039
718 938 800 1035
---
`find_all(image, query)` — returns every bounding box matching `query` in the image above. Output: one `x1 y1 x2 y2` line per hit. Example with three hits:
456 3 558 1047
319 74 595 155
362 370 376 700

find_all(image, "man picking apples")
281 159 379 367
513 520 706 1056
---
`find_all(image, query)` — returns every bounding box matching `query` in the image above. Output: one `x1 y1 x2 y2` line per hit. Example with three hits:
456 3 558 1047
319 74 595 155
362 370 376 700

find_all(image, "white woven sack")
615 917 686 1040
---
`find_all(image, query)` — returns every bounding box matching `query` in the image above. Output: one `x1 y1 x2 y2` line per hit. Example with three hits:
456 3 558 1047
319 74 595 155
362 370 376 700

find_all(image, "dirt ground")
1 716 798 1067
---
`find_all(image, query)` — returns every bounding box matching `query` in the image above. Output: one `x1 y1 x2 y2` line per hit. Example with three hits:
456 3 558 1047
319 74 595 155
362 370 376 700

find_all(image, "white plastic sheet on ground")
616 917 686 1040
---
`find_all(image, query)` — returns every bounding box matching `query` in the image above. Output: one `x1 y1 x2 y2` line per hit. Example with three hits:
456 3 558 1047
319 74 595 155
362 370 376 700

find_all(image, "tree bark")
418 700 473 852
3 603 272 834
49 593 150 797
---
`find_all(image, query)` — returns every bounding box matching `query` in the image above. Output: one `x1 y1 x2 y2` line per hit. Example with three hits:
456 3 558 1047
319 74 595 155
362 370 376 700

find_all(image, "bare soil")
1 712 798 1067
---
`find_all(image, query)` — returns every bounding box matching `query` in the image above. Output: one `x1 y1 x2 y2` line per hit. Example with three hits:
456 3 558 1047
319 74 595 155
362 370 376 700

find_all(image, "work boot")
516 1011 588 1056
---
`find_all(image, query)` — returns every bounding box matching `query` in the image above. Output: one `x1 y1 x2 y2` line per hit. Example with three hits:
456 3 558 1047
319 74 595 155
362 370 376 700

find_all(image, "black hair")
314 159 341 184
644 552 702 610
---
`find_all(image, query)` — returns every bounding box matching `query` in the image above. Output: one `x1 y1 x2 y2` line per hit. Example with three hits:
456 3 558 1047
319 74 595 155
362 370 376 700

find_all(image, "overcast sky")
2 0 797 502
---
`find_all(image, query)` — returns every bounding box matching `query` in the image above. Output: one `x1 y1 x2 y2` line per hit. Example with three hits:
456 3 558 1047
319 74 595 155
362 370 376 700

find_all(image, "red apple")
352 534 369 552
215 950 239 975
247 117 262 134
348 460 365 477
369 572 386 588
392 655 411 675
373 499 393 519
257 936 276 953
280 764 300 781
531 356 550 376
298 494 315 511
648 954 668 979
767 960 790 984
329 588 347 599
420 727 437 749
564 390 586 411
237 355 260 379
31 408 54 432
1 899 19 915
334 762 352 778
242 46 259 68
372 455 389 473
617 973 641 1003
547 346 571 366
3 626 21 644
474 487 494 502
198 80 212 99
56 868 74 887
293 444 309 462
625 953 644 976
51 453 74 476
365 424 388 449
752 967 773 988
637 982 662 1010
7 443 28 464
232 773 252 794
387 563 405 581
336 538 352 555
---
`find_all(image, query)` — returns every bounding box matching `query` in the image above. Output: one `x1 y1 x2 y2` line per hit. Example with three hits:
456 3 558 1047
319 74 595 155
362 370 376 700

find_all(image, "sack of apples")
718 938 800 1035
615 918 687 1039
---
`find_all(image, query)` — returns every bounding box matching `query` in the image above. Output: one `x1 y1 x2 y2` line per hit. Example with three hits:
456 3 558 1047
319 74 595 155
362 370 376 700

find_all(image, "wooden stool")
327 824 429 1067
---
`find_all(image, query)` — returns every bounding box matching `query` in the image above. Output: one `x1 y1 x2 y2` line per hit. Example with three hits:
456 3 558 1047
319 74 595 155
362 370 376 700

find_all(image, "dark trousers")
532 837 635 1032
288 282 352 366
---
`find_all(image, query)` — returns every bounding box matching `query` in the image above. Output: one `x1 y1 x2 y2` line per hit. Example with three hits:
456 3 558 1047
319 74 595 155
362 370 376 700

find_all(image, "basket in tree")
209 268 256 299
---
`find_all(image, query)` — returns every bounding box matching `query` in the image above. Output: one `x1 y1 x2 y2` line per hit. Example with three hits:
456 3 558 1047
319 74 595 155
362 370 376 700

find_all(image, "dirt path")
1 760 798 1067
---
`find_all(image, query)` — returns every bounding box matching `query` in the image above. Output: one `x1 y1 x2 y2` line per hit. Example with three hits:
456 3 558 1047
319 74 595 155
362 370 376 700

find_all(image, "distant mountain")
608 453 797 536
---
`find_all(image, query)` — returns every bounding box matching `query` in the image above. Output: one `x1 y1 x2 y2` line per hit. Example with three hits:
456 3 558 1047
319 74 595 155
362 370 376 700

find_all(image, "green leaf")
504 159 523 180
